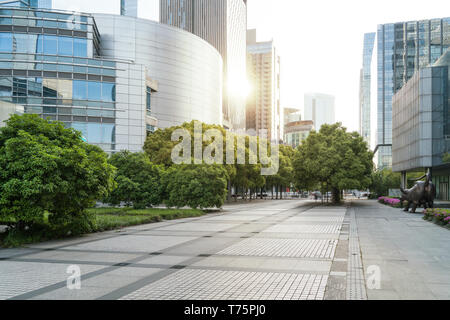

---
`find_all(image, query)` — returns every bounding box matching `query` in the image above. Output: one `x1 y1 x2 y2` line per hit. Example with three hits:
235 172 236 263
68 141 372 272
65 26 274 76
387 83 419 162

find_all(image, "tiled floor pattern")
120 269 328 300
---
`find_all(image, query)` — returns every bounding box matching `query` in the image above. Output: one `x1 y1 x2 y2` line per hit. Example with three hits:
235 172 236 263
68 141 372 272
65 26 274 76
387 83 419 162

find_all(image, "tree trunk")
332 187 341 204
227 180 231 202
280 186 283 199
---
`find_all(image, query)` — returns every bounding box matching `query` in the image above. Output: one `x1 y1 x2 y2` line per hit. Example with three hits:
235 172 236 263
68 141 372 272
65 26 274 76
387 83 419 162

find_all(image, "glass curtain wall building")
376 17 450 169
0 4 224 152
359 32 375 146
0 5 155 152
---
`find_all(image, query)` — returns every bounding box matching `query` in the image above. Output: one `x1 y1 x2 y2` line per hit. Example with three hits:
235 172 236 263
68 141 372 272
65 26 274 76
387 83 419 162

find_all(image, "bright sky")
53 0 450 132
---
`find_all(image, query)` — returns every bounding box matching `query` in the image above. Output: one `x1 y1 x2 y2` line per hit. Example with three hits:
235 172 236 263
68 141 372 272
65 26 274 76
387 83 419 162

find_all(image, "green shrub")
0 115 115 231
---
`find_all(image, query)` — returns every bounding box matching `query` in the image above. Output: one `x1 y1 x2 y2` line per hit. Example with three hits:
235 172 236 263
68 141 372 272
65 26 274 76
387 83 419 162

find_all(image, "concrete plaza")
0 200 449 300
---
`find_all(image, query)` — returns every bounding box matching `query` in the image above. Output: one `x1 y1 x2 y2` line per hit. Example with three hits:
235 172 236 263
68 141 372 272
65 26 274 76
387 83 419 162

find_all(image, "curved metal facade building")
93 14 223 129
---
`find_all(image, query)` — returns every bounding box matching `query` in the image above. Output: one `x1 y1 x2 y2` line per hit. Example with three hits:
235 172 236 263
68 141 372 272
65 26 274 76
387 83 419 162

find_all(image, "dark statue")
400 172 436 213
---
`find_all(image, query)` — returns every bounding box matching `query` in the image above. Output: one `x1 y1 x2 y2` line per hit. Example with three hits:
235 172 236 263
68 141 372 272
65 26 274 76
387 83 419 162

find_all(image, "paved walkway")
0 200 448 300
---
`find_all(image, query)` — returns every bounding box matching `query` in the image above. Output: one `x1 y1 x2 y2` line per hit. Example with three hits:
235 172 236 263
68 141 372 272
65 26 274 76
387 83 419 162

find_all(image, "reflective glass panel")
0 33 12 52
73 80 87 100
58 36 73 56
43 35 57 55
87 81 101 100
73 38 87 57
102 83 115 102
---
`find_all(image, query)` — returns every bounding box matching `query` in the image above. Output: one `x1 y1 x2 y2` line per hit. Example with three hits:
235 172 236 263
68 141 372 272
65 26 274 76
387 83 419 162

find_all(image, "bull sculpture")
400 172 436 213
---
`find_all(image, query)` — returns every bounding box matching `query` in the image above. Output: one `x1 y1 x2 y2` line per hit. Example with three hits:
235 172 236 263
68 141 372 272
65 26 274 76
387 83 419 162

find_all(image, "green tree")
293 123 373 203
163 164 228 209
0 114 116 230
105 151 164 209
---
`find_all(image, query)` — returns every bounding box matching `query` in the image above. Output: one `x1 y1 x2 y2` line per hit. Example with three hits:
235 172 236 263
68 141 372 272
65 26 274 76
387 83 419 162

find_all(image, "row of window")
73 80 115 102
0 17 89 31
0 62 116 76
70 122 115 145
25 106 115 118
0 77 116 102
0 32 88 57
0 8 89 23
0 53 116 68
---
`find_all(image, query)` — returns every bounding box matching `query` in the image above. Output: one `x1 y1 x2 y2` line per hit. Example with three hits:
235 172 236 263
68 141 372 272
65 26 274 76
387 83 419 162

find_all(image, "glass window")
73 80 87 100
87 109 101 117
102 124 115 144
73 66 87 73
102 68 115 77
0 77 12 97
72 122 88 140
0 33 12 52
73 38 87 57
58 36 73 56
72 108 87 116
88 123 102 143
87 81 101 100
36 34 43 54
43 35 58 55
146 86 151 114
102 83 115 102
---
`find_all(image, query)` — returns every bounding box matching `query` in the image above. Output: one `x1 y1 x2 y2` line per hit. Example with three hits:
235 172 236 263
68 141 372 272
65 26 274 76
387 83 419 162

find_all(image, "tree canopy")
293 123 373 203
0 114 116 229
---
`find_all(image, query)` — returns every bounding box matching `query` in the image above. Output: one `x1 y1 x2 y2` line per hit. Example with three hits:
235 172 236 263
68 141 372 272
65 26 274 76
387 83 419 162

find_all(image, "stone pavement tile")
156 222 236 232
18 251 142 264
427 284 450 299
203 215 267 222
0 261 105 300
120 269 328 300
80 270 162 289
227 224 274 233
264 224 341 234
255 233 340 240
367 289 401 300
164 237 241 256
104 266 165 278
30 286 113 300
0 248 38 259
138 255 193 266
65 235 198 253
216 238 337 259
191 256 264 269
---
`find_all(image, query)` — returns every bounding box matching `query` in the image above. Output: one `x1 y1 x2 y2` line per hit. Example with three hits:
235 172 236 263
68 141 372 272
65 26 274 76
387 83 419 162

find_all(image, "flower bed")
378 196 402 208
423 208 450 228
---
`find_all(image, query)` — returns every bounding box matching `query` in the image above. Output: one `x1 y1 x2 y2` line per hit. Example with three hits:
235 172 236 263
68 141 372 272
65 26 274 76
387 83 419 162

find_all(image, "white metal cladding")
93 14 223 130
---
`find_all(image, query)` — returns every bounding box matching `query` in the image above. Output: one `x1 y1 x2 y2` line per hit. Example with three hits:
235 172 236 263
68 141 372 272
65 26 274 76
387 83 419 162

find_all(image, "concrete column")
401 171 407 189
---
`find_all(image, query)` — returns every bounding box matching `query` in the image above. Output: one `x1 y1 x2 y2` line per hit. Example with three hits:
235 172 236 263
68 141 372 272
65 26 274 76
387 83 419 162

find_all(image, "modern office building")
392 49 450 200
120 0 137 17
359 32 375 146
376 17 450 169
284 120 314 149
303 93 335 131
160 0 247 131
0 4 223 152
246 29 281 142
284 107 301 125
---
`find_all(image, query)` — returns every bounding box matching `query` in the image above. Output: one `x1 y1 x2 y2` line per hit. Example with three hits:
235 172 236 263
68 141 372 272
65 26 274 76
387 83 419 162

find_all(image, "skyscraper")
120 0 137 17
359 32 375 146
376 17 450 169
246 29 281 142
304 93 335 131
160 0 247 131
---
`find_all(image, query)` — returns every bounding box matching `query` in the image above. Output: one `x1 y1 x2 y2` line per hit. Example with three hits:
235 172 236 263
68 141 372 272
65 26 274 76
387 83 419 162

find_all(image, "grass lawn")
0 207 208 248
